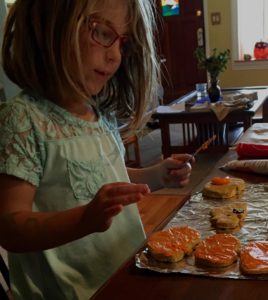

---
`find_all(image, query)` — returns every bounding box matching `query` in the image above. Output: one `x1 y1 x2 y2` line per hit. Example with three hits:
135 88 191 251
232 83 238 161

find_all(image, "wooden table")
152 87 268 158
91 125 268 300
137 193 190 236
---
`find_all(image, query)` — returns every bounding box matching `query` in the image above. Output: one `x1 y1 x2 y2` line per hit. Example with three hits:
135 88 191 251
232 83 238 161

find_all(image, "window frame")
231 0 268 70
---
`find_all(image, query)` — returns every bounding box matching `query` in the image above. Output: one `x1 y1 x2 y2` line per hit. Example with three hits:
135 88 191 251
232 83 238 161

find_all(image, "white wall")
0 0 20 100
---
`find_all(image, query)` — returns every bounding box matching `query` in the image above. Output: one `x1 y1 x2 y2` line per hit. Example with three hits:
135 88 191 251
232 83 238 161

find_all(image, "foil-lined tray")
136 183 268 279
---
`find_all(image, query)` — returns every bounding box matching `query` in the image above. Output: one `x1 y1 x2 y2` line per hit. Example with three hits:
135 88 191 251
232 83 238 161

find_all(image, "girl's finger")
106 192 145 207
170 154 193 162
165 158 192 169
104 183 150 198
168 163 192 176
103 204 123 219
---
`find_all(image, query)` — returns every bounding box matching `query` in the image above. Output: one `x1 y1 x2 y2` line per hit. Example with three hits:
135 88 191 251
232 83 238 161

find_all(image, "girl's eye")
93 24 116 45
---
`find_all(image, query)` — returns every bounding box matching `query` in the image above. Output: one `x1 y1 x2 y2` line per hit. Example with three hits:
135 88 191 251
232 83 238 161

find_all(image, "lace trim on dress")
0 93 122 186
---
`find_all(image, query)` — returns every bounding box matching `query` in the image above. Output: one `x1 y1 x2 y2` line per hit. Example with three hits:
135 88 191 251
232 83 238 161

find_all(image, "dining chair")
123 134 141 168
262 95 268 122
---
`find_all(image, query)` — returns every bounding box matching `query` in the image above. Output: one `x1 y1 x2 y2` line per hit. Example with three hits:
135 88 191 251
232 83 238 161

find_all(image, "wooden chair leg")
133 136 141 167
263 95 268 122
123 134 141 168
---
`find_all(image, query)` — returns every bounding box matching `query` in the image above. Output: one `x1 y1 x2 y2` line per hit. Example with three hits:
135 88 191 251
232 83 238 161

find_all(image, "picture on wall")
161 0 180 17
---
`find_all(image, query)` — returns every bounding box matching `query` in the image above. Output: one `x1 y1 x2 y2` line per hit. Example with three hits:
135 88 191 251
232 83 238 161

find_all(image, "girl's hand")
161 154 194 187
84 182 150 233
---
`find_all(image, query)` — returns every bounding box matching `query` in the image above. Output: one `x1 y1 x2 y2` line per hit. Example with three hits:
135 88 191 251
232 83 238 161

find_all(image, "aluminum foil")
136 183 268 279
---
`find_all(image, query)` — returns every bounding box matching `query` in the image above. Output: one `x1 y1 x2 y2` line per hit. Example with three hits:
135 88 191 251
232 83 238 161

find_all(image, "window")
237 0 268 59
232 0 268 69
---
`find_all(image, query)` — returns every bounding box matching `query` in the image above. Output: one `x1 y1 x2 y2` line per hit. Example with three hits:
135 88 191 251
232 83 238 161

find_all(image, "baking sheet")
136 183 268 279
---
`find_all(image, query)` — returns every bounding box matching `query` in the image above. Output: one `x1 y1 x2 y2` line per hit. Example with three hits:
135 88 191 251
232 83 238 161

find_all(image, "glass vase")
208 79 222 103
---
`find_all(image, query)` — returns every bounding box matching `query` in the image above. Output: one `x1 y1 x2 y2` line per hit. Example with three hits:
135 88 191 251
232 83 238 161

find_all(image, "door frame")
203 0 210 58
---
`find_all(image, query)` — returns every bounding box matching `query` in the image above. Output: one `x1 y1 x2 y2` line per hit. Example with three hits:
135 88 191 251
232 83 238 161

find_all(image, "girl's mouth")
95 70 110 77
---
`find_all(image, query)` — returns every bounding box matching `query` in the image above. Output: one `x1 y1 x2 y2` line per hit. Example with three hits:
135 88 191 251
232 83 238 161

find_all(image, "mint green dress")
0 92 145 299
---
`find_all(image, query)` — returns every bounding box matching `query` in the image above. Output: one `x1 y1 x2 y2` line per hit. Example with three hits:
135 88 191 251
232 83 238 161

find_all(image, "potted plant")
194 47 231 102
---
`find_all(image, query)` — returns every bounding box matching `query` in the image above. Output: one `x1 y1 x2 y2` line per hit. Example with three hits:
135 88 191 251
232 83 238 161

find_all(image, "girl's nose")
106 39 122 62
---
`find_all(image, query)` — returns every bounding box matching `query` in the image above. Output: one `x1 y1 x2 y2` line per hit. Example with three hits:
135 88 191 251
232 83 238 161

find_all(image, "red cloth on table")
236 143 268 159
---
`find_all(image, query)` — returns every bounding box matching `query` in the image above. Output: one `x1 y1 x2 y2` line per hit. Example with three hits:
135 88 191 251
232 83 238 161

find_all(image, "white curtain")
237 0 268 58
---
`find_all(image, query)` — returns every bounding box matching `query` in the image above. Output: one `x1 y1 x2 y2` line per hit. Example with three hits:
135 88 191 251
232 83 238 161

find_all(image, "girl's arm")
127 154 193 191
0 174 149 253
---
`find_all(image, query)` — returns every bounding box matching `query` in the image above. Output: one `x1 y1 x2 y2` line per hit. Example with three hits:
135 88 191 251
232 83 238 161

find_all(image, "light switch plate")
211 12 221 25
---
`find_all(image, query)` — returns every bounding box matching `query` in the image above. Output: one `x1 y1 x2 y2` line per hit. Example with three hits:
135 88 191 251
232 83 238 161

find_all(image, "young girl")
0 0 193 299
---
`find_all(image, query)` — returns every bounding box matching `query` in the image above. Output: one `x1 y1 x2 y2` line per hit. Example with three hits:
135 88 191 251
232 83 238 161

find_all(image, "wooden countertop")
91 123 268 300
138 193 190 236
92 258 268 300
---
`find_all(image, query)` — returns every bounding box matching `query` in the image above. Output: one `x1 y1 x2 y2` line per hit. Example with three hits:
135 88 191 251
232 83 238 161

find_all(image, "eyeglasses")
88 20 131 56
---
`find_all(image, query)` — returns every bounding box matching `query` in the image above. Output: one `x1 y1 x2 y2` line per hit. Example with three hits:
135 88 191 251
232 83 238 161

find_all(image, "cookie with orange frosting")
240 241 268 274
194 233 240 267
147 226 201 263
202 177 245 199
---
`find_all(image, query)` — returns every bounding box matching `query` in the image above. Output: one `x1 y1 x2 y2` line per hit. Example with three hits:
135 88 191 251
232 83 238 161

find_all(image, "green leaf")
194 47 231 80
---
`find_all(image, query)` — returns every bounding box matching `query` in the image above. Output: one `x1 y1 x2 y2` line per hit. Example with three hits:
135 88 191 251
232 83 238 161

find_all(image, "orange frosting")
240 241 268 271
195 233 240 265
148 226 200 257
169 226 200 244
211 176 230 185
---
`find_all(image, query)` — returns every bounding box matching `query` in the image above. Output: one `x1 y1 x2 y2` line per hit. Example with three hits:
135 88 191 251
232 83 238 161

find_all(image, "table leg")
159 120 171 158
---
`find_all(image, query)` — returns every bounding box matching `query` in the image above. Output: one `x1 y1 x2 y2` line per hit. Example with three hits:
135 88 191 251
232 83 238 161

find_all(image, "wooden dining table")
91 124 268 300
152 87 268 157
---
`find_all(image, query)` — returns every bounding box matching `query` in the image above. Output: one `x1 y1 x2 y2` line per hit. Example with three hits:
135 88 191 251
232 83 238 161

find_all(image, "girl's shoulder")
0 92 120 140
0 91 49 118
0 92 54 131
0 92 35 127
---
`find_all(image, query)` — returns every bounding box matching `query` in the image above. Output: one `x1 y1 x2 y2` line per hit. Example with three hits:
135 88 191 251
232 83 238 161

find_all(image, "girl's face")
79 0 129 96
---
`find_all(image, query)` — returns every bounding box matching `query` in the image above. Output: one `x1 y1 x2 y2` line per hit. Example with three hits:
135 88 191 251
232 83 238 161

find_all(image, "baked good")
210 202 247 229
147 230 185 262
194 233 240 267
147 226 201 263
168 226 201 255
240 241 268 274
202 177 245 199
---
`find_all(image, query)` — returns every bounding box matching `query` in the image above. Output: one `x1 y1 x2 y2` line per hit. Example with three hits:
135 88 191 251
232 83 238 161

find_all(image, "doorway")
156 0 207 104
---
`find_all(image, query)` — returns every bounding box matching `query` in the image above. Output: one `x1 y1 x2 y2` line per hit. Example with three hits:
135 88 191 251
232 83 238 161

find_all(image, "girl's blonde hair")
2 0 160 132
